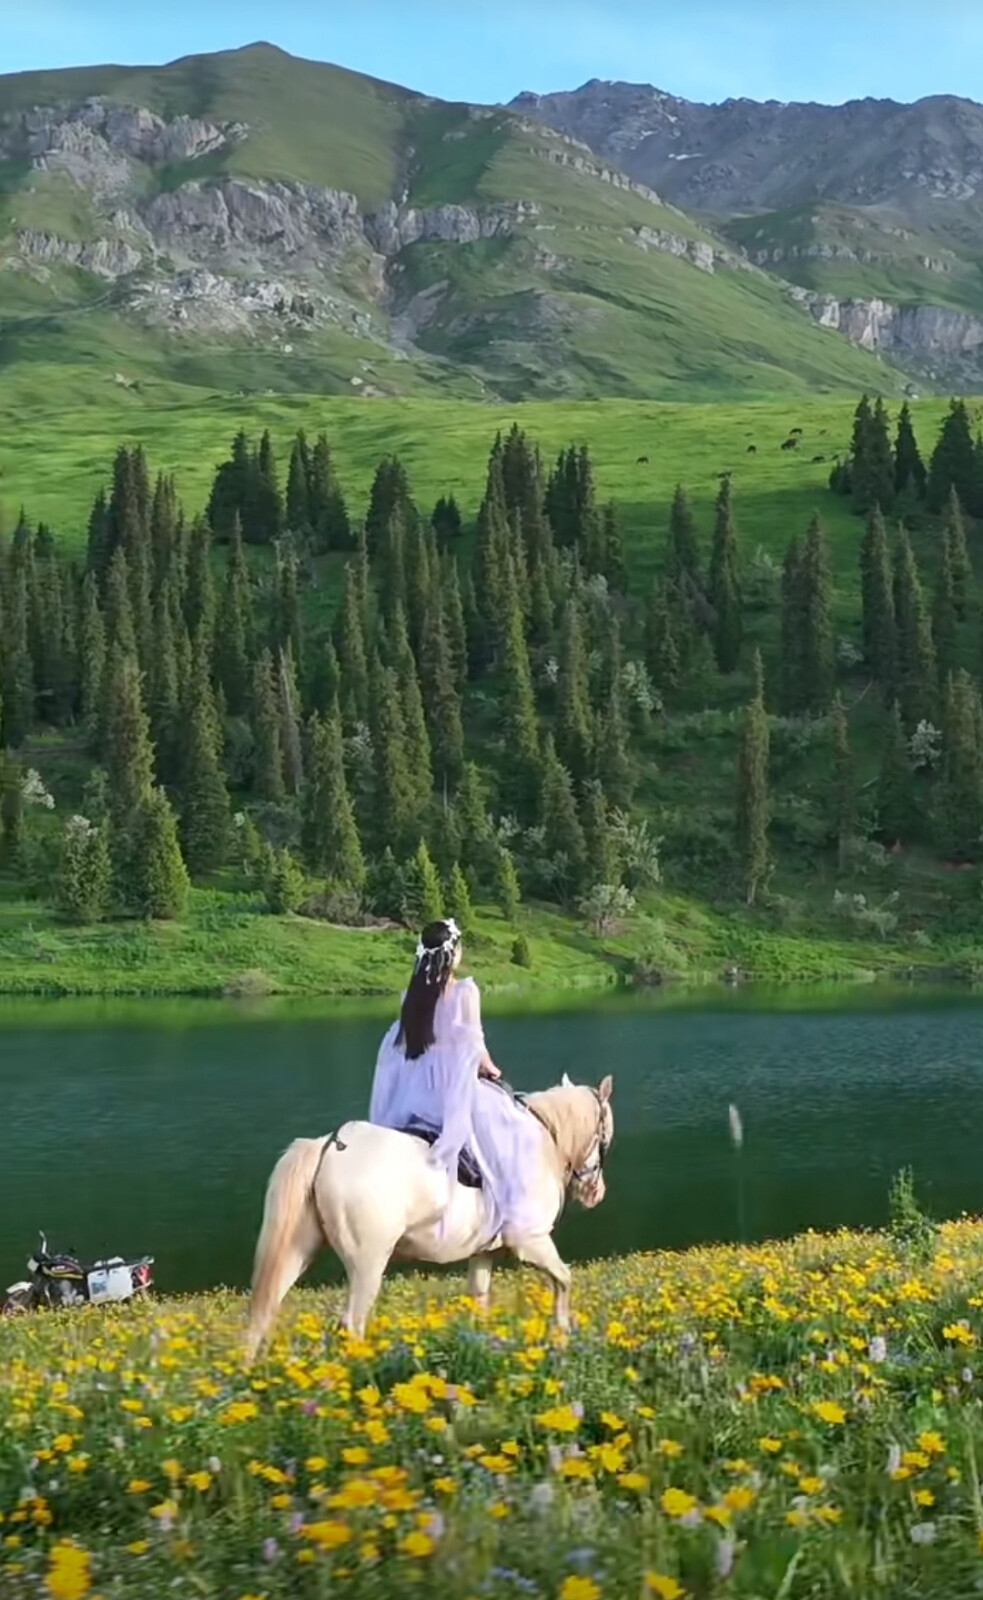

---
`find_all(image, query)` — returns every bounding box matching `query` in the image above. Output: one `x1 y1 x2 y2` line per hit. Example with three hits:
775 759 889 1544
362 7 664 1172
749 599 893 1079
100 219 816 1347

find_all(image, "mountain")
510 80 983 389
0 44 899 403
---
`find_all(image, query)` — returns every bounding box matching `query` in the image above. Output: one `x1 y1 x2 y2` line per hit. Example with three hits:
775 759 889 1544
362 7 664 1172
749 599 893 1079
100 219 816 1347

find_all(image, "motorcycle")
2 1232 154 1315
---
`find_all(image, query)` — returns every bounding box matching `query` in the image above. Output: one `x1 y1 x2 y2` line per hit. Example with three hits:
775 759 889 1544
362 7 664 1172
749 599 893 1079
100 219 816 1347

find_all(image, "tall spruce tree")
419 603 464 792
937 669 983 861
708 476 742 673
829 693 855 870
928 399 977 512
538 734 587 891
893 526 937 731
131 786 190 920
301 705 366 889
859 506 897 685
779 534 804 714
285 435 311 534
370 656 419 856
877 701 915 844
943 486 972 620
797 514 834 713
184 516 215 645
736 649 770 905
250 650 284 801
644 580 680 695
932 532 958 685
334 562 370 728
666 483 702 595
894 401 927 499
148 582 181 789
555 597 593 781
179 644 231 876
214 519 253 717
499 563 541 820
77 571 105 744
391 605 433 814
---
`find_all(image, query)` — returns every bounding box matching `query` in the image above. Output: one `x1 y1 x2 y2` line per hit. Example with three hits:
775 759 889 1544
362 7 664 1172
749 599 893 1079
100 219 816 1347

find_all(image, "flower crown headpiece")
414 918 462 979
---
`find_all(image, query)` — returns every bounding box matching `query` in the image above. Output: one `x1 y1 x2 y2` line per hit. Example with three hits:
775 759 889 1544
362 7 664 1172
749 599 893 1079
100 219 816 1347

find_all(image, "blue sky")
5 1 983 106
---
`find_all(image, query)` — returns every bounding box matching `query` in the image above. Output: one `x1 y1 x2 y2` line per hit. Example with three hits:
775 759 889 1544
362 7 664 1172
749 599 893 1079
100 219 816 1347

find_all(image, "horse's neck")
525 1087 595 1175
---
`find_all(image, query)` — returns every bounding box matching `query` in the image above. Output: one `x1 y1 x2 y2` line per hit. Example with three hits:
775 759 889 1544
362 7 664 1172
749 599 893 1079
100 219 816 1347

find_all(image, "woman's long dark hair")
397 920 461 1060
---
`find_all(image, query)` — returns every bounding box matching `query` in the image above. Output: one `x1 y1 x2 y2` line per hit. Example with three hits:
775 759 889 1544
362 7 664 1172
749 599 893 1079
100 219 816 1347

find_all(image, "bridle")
523 1085 612 1191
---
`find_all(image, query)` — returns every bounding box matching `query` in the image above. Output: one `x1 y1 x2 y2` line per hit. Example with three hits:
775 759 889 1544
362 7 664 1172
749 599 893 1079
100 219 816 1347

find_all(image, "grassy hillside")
0 46 909 401
0 392 956 555
2 1218 982 1598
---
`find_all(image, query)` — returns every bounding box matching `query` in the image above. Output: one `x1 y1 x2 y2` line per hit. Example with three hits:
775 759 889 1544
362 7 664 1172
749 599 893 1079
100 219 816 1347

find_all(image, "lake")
1 985 981 1297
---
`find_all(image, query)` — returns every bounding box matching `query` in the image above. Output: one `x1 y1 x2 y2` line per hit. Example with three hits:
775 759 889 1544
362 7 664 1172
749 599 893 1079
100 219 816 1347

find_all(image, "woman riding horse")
369 918 552 1243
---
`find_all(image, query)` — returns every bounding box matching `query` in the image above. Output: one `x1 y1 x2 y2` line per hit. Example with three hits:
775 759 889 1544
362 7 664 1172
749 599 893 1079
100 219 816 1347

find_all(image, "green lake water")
1 985 980 1296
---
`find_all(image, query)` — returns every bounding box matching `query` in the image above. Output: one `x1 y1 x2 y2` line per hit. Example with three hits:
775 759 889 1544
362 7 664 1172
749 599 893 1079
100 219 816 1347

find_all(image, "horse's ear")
561 1071 573 1089
597 1074 613 1103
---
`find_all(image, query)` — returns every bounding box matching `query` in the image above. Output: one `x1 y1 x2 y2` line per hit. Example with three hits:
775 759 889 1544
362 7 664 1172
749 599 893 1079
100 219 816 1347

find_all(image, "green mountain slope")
0 44 906 403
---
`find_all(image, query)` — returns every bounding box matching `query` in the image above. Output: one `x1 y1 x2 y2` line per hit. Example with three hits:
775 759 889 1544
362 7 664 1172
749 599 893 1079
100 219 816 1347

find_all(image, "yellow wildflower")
536 1404 581 1433
661 1487 698 1518
559 1578 601 1600
811 1401 846 1425
645 1576 686 1600
400 1530 436 1558
302 1520 352 1550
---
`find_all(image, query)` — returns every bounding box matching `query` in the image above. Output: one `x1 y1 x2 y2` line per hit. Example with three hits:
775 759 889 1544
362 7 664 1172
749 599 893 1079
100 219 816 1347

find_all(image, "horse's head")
557 1071 614 1210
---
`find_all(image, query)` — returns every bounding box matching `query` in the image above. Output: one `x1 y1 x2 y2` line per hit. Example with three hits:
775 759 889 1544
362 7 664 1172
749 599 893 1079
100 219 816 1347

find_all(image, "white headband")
414 918 462 970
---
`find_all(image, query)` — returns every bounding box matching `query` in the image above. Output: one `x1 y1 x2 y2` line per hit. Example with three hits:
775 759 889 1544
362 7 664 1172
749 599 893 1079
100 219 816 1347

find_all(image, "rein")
519 1087 609 1188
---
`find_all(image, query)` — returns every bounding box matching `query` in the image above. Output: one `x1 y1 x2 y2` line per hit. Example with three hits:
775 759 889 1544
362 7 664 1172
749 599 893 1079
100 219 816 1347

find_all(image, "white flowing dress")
368 976 550 1239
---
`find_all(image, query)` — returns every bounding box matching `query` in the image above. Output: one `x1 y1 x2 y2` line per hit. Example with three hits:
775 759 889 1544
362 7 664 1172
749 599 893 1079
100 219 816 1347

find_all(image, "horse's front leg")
467 1252 494 1312
508 1233 572 1331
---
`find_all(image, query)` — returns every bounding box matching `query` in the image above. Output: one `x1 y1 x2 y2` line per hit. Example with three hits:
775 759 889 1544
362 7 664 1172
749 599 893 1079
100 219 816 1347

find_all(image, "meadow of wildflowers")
3 1222 983 1598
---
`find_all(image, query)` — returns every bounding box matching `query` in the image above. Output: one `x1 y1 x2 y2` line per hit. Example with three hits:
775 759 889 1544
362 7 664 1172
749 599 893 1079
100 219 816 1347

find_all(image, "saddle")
400 1121 483 1189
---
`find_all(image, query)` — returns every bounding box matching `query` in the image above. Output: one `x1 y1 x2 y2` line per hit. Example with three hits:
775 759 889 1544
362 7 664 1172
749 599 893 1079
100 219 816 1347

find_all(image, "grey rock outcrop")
13 229 143 276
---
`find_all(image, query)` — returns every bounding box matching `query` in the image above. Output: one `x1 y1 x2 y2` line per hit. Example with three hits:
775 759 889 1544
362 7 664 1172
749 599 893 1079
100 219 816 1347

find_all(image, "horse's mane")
525 1084 597 1169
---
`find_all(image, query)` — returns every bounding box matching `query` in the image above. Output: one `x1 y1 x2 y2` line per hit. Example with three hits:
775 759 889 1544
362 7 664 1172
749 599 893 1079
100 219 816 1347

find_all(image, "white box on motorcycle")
86 1263 134 1304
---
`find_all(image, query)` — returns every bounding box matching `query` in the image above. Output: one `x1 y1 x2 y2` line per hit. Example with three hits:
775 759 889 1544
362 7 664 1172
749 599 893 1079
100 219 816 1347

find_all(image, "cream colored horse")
246 1072 613 1358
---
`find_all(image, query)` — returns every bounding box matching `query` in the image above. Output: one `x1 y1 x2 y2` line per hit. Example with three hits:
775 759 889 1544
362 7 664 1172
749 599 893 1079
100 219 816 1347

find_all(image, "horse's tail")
246 1134 332 1362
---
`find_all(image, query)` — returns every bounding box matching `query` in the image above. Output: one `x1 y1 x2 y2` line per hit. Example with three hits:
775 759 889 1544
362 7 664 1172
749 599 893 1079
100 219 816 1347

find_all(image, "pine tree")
708 476 742 673
179 644 231 876
103 648 154 832
779 534 804 713
644 581 680 694
390 605 433 813
581 778 617 887
403 514 434 661
250 650 284 801
431 494 462 546
301 705 366 889
444 860 474 933
894 401 927 499
928 399 977 512
937 669 983 860
214 519 253 716
131 787 190 919
859 506 897 685
455 761 495 888
252 430 284 544
666 483 702 595
271 544 303 680
104 546 137 659
285 435 311 534
276 646 304 796
943 486 972 620
877 701 915 844
893 527 937 731
405 838 443 926
261 844 306 914
370 657 419 856
539 734 587 892
932 532 958 685
184 516 215 645
150 472 180 593
334 562 370 728
85 488 111 586
1 557 34 747
0 755 24 865
496 846 521 923
57 814 112 924
441 555 469 691
306 634 341 716
850 395 894 516
829 693 855 870
365 456 414 558
601 502 627 591
798 514 835 713
472 463 511 657
419 603 464 792
736 649 770 906
308 433 351 552
147 582 180 788
499 565 541 819
555 597 593 780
